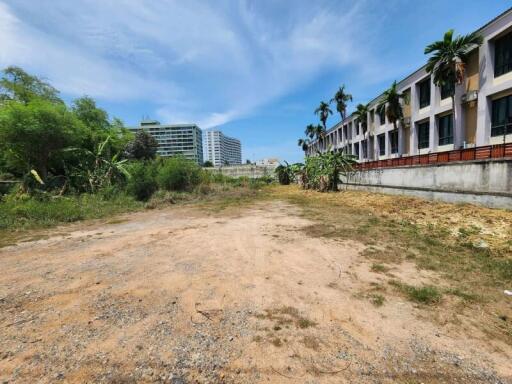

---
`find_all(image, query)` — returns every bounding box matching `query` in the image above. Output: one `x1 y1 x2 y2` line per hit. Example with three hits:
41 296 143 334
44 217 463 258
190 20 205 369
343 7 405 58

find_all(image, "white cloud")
0 0 392 129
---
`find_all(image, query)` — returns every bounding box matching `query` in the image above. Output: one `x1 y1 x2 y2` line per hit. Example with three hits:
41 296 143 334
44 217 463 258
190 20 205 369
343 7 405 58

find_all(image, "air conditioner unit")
461 90 478 103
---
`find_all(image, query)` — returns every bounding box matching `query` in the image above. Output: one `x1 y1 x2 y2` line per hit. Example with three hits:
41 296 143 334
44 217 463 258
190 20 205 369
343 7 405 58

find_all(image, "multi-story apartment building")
308 8 512 162
129 120 203 164
203 130 242 167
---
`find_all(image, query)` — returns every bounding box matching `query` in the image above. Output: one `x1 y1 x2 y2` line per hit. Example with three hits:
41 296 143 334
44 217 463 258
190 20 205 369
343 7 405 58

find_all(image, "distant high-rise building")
204 130 242 167
129 120 203 164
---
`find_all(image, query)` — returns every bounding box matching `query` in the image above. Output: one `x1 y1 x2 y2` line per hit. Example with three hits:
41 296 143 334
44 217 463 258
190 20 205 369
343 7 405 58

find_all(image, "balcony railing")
355 143 512 171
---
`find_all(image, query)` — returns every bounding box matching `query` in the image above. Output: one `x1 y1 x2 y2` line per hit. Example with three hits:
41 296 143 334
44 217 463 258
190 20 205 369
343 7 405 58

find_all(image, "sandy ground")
1 200 511 383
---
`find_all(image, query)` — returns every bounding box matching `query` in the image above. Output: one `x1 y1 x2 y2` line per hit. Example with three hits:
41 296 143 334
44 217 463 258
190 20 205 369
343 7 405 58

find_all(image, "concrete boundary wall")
204 165 277 179
340 159 512 209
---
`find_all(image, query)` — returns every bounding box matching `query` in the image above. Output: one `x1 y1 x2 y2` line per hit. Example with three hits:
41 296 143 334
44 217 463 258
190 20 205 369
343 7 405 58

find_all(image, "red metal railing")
355 143 512 170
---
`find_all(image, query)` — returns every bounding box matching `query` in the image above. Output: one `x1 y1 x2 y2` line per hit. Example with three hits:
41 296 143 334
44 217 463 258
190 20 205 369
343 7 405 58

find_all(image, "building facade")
129 120 203 164
308 8 512 162
203 130 242 166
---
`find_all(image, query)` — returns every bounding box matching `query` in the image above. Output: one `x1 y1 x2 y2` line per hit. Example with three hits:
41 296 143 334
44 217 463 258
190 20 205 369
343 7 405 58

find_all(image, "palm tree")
297 138 310 152
377 81 407 131
424 29 483 139
305 124 316 139
330 85 353 121
352 103 369 133
314 101 332 130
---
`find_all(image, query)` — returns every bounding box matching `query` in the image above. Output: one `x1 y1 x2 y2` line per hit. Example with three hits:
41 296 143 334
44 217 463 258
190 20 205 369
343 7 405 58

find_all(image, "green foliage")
0 191 141 231
124 130 158 161
157 156 202 192
125 161 158 201
72 96 109 131
0 99 85 181
275 162 304 185
0 66 62 104
275 162 292 185
65 136 131 193
72 96 132 154
203 160 214 167
369 294 385 307
389 281 442 304
303 150 357 191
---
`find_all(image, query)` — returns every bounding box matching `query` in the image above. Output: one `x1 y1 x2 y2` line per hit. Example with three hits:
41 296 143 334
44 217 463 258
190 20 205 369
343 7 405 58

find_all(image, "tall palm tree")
312 124 326 151
297 138 310 152
352 103 369 133
305 124 316 139
376 81 407 131
424 29 483 137
314 101 332 130
330 85 353 121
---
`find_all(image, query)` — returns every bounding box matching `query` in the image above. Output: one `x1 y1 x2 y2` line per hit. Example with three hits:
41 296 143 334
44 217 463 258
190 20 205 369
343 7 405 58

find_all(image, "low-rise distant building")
203 130 242 167
129 120 203 164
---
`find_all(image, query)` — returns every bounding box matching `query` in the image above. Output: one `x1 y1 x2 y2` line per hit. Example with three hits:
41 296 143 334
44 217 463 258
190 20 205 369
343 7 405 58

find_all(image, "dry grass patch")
255 306 317 330
268 185 512 343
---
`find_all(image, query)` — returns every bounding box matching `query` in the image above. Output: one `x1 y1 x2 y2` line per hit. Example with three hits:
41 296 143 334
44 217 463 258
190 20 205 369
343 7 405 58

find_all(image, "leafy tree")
314 101 332 130
0 100 84 181
71 96 131 153
425 29 483 133
124 130 159 160
377 81 408 131
330 85 352 121
72 96 109 131
0 66 62 105
203 160 214 167
245 159 252 164
353 103 369 132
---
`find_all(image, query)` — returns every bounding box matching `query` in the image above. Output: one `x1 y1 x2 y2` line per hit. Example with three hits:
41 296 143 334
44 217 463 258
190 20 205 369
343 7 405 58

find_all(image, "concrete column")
410 85 419 155
429 115 436 153
476 38 493 146
382 131 388 157
398 125 404 156
453 85 465 149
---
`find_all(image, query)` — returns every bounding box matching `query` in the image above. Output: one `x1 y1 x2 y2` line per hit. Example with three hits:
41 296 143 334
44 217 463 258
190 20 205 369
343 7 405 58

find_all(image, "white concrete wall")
341 160 512 209
205 164 277 179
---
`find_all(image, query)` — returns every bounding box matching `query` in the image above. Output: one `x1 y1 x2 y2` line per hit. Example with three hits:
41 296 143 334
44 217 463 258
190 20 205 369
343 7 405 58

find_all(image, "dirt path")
0 200 510 383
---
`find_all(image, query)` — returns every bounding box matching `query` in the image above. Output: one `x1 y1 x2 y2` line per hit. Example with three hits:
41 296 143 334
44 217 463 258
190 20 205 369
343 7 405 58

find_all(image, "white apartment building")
308 8 512 162
129 120 203 164
203 130 242 167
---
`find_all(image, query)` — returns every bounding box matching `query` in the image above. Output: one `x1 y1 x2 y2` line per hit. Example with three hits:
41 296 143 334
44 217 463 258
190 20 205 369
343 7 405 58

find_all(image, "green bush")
156 156 202 192
126 161 158 201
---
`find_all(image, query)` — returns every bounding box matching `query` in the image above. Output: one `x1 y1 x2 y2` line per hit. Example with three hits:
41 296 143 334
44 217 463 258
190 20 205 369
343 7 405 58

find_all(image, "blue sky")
0 0 510 163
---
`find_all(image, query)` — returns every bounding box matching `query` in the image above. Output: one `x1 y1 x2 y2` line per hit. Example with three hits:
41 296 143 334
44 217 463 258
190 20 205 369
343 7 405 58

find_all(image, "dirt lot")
1 187 511 383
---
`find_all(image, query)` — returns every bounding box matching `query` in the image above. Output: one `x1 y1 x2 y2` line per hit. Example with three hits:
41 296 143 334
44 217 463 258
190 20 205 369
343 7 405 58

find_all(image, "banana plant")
65 136 131 192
